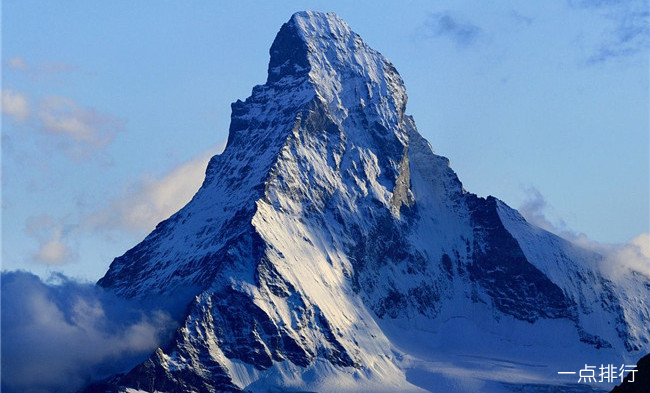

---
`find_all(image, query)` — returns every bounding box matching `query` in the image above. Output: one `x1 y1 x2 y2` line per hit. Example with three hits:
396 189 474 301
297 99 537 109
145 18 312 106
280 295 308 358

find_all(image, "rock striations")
88 11 649 393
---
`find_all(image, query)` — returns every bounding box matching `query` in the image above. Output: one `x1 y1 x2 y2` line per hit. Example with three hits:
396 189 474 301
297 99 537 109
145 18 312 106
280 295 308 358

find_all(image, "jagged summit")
267 11 407 118
224 10 408 163
100 10 415 299
92 11 649 393
266 11 350 83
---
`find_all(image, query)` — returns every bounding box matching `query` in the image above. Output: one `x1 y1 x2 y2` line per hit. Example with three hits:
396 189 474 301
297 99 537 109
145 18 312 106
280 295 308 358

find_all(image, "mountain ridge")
90 11 649 393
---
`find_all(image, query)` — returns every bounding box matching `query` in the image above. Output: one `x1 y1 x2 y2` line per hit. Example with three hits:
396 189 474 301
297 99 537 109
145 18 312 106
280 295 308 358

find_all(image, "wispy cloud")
87 144 224 234
18 145 223 268
7 56 28 70
519 186 650 279
419 12 482 46
595 233 650 279
37 96 124 159
1 271 175 393
518 186 575 238
570 0 649 63
509 10 534 27
5 56 82 76
3 89 125 161
2 89 30 122
25 215 74 265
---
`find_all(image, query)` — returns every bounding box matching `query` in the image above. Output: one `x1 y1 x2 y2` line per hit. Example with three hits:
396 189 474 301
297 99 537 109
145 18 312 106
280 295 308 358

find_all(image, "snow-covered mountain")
89 11 649 393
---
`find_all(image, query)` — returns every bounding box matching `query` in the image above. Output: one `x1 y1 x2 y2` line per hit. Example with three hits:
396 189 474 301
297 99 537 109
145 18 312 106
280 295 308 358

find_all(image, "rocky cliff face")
90 11 650 393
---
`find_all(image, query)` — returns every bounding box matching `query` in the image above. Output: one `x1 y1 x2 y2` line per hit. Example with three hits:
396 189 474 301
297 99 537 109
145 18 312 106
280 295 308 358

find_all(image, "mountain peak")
267 11 407 124
289 11 353 48
91 12 650 393
267 11 353 83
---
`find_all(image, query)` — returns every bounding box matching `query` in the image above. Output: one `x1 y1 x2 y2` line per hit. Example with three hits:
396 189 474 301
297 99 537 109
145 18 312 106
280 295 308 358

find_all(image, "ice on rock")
90 11 649 393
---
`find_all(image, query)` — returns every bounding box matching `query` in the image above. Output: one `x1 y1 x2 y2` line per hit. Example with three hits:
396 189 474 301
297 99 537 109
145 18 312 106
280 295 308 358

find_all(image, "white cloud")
518 186 575 238
25 215 73 265
519 187 650 279
2 89 30 122
577 233 650 280
1 271 175 393
88 144 224 233
38 96 124 155
7 56 28 70
630 233 650 258
612 233 650 277
34 229 68 263
3 89 124 161
5 56 80 75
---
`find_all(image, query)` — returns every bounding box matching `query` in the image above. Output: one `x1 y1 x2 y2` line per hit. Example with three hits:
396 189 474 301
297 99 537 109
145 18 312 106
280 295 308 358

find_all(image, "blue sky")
2 1 648 281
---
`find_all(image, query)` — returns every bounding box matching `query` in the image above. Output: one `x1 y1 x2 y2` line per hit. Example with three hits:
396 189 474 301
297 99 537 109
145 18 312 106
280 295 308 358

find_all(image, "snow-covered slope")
90 11 649 393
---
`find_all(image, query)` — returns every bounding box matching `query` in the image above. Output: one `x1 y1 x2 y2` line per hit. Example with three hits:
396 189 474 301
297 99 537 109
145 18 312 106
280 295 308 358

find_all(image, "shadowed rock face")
610 353 650 393
466 195 575 322
87 11 649 393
